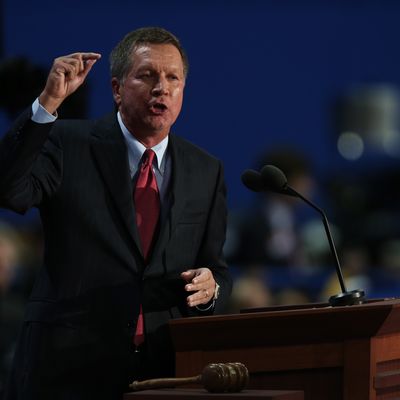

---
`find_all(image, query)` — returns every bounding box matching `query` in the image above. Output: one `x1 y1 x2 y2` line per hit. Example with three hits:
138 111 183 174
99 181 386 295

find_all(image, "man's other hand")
181 268 216 307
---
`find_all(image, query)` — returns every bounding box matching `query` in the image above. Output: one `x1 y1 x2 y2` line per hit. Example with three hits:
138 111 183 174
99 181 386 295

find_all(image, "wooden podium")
169 298 400 400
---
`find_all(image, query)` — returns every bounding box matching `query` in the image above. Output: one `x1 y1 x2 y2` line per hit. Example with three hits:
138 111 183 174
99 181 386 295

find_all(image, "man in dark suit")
0 27 232 400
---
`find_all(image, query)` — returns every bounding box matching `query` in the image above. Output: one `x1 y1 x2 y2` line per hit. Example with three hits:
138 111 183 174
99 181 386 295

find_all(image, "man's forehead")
128 45 185 78
132 43 182 62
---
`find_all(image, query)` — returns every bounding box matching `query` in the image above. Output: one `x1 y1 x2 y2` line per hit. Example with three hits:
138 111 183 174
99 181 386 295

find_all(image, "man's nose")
151 77 169 96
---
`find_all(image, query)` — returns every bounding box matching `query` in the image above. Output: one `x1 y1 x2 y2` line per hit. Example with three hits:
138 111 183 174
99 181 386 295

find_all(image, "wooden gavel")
129 362 249 393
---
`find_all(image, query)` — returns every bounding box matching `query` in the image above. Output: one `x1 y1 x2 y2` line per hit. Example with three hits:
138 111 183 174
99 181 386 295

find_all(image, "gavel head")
201 362 249 393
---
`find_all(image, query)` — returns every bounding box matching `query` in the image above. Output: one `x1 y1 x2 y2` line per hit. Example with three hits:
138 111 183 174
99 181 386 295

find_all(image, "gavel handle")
129 375 201 391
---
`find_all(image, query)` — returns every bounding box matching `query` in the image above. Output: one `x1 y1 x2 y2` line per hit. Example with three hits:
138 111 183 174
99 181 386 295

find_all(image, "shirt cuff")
31 98 58 123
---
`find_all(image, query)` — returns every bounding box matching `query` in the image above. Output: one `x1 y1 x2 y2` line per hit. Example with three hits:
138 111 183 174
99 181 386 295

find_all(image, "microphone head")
260 165 288 193
241 169 264 192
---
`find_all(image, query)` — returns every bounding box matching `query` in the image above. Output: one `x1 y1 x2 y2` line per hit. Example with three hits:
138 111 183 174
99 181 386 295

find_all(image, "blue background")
3 0 400 214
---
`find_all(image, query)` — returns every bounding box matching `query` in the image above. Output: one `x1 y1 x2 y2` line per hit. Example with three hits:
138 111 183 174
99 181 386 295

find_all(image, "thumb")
80 58 98 79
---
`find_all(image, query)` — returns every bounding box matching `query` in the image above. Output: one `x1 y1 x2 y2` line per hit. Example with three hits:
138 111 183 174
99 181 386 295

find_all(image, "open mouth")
150 103 168 114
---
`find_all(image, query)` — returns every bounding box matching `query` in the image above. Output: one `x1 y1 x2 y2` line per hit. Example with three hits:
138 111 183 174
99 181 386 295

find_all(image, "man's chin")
145 116 172 133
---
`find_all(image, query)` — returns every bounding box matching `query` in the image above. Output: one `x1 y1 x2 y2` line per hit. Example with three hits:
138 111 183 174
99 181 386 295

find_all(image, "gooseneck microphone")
241 165 365 307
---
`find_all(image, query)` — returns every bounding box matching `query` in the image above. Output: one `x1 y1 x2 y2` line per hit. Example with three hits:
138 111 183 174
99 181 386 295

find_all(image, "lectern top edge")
170 298 400 353
170 298 399 328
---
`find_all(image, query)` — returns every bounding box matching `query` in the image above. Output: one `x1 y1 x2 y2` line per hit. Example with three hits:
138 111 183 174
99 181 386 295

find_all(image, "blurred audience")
228 268 273 313
225 144 400 312
0 221 41 397
226 147 322 270
226 147 328 310
274 288 311 307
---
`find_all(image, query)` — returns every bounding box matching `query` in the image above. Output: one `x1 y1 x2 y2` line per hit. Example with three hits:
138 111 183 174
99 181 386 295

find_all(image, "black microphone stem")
255 163 364 305
285 185 347 294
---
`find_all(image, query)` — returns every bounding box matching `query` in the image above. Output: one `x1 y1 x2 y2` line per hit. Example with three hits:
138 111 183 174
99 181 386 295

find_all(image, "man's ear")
111 77 121 107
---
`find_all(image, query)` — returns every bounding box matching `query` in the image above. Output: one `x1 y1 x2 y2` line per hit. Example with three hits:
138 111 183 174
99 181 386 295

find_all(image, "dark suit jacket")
0 109 231 400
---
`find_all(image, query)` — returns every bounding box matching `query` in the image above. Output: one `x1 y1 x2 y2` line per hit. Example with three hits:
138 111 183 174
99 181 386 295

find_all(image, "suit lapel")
89 113 142 258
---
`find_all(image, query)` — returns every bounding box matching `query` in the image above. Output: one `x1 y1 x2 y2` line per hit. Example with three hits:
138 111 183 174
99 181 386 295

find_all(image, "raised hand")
39 52 101 114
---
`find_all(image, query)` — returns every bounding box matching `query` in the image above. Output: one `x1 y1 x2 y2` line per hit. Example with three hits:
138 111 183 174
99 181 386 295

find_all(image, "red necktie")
133 149 160 347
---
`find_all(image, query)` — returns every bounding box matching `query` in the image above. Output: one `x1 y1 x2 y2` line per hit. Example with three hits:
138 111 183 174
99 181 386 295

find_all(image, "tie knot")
142 149 156 167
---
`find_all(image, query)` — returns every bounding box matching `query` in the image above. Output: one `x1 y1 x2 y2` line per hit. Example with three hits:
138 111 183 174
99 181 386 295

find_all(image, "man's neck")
118 112 169 148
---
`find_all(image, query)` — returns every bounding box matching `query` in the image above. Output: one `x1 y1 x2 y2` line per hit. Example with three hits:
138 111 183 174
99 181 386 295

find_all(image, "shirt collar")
117 112 169 176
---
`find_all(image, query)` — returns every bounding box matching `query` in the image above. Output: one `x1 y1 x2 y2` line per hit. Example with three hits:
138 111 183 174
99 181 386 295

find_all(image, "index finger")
81 52 102 60
181 270 196 280
64 52 101 61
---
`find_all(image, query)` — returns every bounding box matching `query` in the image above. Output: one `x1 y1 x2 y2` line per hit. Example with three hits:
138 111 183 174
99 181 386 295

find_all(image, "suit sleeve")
194 160 232 314
0 108 62 214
